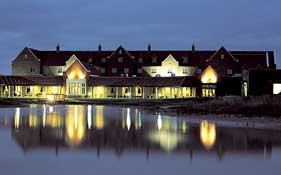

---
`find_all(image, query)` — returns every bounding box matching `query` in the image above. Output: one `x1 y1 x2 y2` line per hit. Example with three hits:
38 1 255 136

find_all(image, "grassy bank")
163 96 281 117
0 96 280 117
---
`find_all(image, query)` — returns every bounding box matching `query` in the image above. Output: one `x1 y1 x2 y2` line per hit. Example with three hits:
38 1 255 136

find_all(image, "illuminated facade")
0 44 278 99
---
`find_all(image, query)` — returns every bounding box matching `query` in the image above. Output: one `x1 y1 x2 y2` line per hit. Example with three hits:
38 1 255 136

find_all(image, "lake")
0 105 280 175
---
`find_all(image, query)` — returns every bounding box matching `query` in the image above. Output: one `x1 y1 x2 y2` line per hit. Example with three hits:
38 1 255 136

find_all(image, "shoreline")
0 97 280 131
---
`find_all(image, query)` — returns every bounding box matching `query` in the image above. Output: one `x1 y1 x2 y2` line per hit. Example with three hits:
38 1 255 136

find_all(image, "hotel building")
0 44 280 100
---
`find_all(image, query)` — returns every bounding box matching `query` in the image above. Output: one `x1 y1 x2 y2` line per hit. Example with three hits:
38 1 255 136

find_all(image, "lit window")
101 58 106 63
152 57 157 63
138 68 143 74
124 68 129 74
183 69 188 74
40 87 44 93
221 54 224 59
168 68 172 73
101 68 105 73
227 69 232 75
112 68 117 73
58 68 62 73
138 58 143 63
27 87 31 94
273 84 281 95
82 84 86 94
118 57 123 62
183 57 188 63
152 69 157 73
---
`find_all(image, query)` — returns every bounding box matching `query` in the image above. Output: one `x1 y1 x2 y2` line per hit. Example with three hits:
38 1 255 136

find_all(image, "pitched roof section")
87 76 199 87
29 47 274 69
206 47 238 62
109 45 133 58
0 76 64 86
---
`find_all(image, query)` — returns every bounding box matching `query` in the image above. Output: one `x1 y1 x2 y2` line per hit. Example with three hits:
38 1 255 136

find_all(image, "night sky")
0 0 280 74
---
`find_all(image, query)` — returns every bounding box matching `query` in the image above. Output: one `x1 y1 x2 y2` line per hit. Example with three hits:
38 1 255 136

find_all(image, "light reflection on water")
0 105 281 175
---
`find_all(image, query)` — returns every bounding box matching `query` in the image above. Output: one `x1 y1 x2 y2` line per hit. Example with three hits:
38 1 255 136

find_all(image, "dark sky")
0 0 280 74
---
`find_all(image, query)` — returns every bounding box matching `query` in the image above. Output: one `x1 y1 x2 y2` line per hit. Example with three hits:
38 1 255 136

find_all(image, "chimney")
192 44 195 53
56 44 60 53
148 44 151 53
98 44 102 52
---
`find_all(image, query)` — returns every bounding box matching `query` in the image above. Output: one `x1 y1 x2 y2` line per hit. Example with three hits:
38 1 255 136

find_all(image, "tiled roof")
87 76 199 87
30 47 272 69
0 76 64 86
0 76 35 85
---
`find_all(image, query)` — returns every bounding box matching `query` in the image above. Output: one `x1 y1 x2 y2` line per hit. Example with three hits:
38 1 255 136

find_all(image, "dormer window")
112 68 117 73
101 58 106 63
221 54 224 59
119 50 122 54
124 68 129 74
88 58 93 63
118 57 123 62
183 57 188 63
227 69 233 75
101 68 105 73
152 57 157 63
138 68 143 74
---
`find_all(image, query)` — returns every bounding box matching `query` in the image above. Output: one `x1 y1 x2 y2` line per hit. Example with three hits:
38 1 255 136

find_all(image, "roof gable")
201 65 218 84
12 47 40 63
206 47 238 62
162 54 179 67
109 46 133 58
65 54 90 72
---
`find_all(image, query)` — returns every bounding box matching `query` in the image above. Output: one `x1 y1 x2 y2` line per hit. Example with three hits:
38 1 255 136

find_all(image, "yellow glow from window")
134 110 142 130
29 116 39 128
65 105 86 147
201 66 218 84
149 130 184 152
200 120 216 150
46 114 63 128
67 70 86 80
157 114 162 130
273 84 281 95
87 105 92 129
47 94 55 101
95 87 105 98
95 106 104 129
14 108 20 129
49 106 54 113
126 108 131 130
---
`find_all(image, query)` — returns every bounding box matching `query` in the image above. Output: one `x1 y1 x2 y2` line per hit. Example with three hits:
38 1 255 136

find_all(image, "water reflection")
95 106 104 130
9 105 279 159
200 120 216 150
65 105 86 147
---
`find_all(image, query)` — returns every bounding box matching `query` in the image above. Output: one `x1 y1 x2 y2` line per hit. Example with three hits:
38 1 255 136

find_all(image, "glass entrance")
202 85 216 97
67 79 86 96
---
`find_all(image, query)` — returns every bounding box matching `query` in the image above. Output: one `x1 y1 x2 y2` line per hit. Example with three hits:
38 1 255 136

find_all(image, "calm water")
0 105 280 175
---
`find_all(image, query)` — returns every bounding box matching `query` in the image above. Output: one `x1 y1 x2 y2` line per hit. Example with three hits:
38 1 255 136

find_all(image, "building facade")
1 44 278 100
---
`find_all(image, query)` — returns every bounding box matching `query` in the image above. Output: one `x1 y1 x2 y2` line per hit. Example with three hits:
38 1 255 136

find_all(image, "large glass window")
68 82 86 95
202 85 216 97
